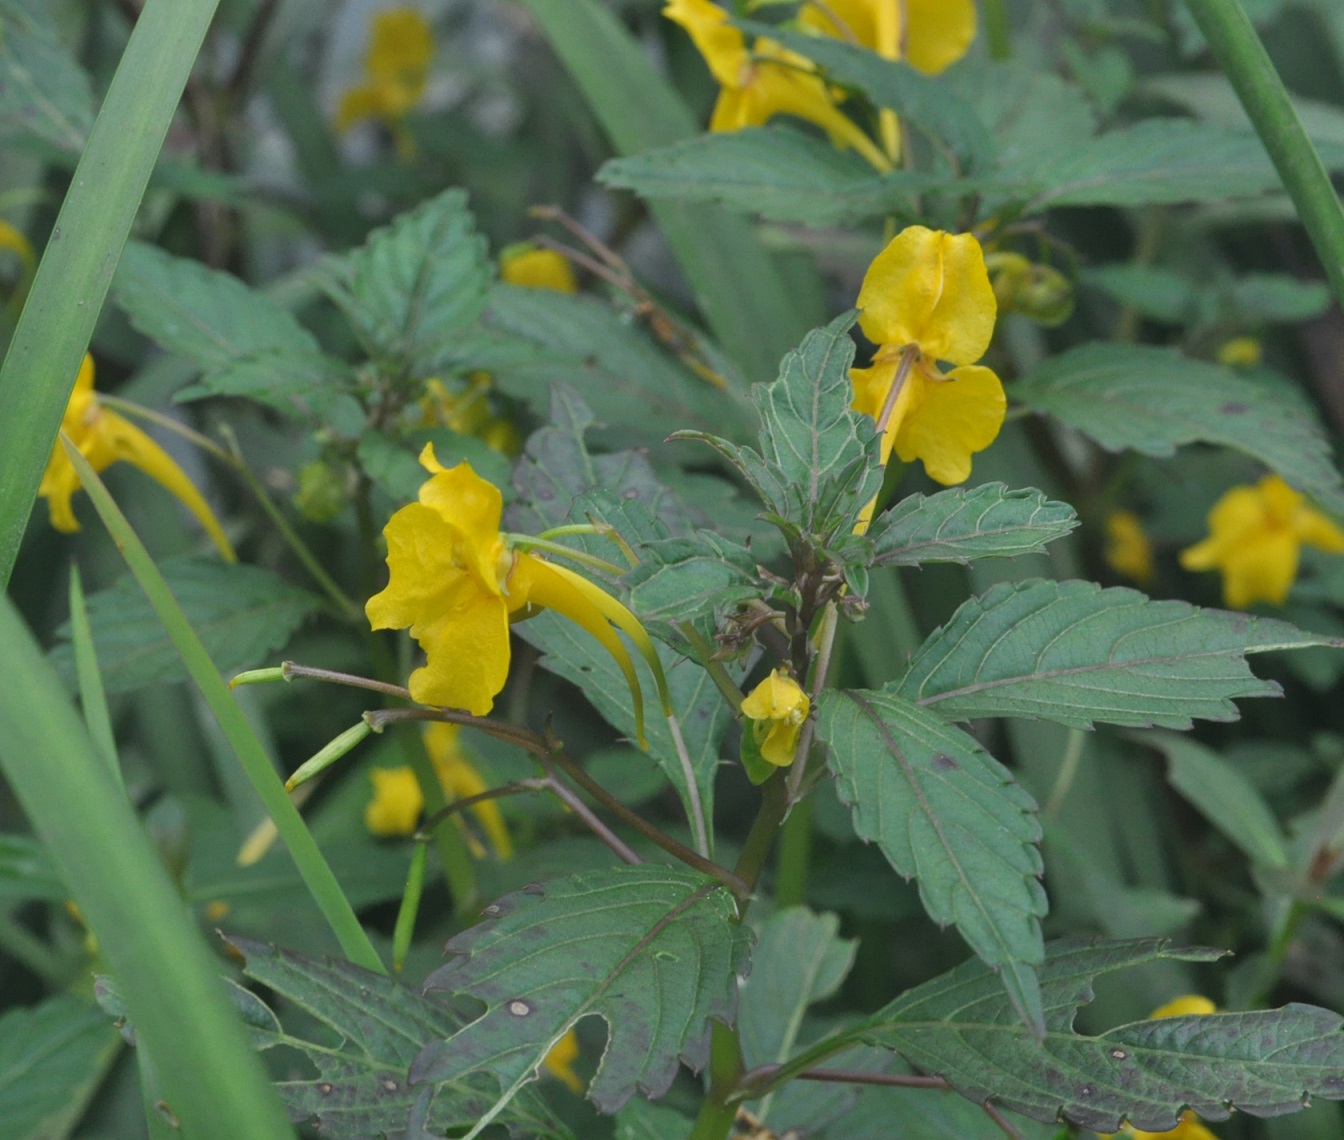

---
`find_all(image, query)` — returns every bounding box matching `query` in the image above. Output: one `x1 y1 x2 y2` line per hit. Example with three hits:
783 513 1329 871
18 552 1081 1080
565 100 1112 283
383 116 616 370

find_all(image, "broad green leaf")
357 428 512 506
317 187 491 375
0 995 120 1140
175 348 362 429
411 867 750 1132
679 315 883 546
749 23 995 175
113 241 320 370
1016 343 1344 517
1137 731 1291 870
1028 120 1344 211
598 128 963 225
614 1099 696 1138
869 483 1078 567
1232 273 1332 322
224 938 573 1140
850 937 1344 1132
48 556 321 695
1143 72 1344 151
624 531 760 633
0 0 94 153
896 579 1341 729
0 834 63 902
818 689 1046 1035
470 284 751 443
1083 265 1198 323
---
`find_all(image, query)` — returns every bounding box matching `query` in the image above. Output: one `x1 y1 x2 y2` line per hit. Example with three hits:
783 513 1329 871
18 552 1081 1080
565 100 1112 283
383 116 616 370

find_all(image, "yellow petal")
892 364 1005 485
662 0 747 88
1104 511 1155 585
1297 505 1344 553
423 723 513 859
851 356 925 466
336 84 389 131
857 226 996 363
414 450 509 596
1218 528 1299 609
500 247 578 293
799 0 882 52
366 8 433 84
542 1030 585 1093
365 766 424 836
0 218 34 281
1149 995 1217 1019
905 0 977 75
741 670 810 768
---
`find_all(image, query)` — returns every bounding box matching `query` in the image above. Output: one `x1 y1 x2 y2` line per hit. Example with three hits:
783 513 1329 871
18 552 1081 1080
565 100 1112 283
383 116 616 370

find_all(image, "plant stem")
689 1022 746 1140
1185 0 1344 308
774 796 813 908
983 0 1013 60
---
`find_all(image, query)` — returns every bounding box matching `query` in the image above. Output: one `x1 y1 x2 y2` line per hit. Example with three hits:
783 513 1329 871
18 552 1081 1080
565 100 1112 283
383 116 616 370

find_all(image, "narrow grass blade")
67 563 121 791
0 598 294 1140
63 439 384 974
0 0 223 587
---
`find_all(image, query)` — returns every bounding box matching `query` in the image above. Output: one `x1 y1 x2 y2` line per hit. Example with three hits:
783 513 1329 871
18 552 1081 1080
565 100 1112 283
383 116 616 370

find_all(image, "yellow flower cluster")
337 7 433 158
741 669 810 768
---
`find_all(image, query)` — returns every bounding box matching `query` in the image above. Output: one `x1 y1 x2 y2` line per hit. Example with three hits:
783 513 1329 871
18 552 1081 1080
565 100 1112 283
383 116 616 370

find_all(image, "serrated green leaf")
851 937 1344 1132
1083 265 1199 323
357 428 512 506
48 556 321 695
1143 71 1344 151
113 241 320 370
222 938 572 1140
1137 730 1290 870
0 833 64 902
0 0 94 153
895 579 1341 729
0 994 120 1140
818 689 1046 1034
472 284 751 442
598 128 962 225
624 532 759 631
1029 120 1344 210
748 23 995 175
613 1098 696 1139
318 187 491 375
869 483 1078 567
175 347 362 430
1016 343 1344 517
412 867 750 1133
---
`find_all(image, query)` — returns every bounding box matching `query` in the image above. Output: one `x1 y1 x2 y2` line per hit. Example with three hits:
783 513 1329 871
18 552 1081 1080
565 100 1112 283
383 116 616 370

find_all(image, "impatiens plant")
7 2 1344 1140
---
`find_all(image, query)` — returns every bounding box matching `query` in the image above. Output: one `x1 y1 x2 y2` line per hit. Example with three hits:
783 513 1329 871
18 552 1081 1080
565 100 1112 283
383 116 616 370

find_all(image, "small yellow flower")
850 225 1005 486
542 1029 584 1093
500 245 578 294
741 670 810 768
1216 336 1262 368
1098 997 1219 1140
1104 510 1155 585
0 218 35 304
365 766 425 837
40 354 235 559
423 722 512 858
799 0 977 75
366 448 661 739
336 8 433 158
662 0 890 171
1179 474 1344 609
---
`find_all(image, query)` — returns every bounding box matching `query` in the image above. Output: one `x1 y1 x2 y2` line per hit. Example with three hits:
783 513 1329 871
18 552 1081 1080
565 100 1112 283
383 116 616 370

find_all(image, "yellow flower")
1179 474 1344 609
39 354 235 559
366 447 661 739
799 0 976 75
850 225 1005 486
365 766 425 837
1216 336 1262 368
1104 510 1155 585
0 218 35 308
336 8 433 158
542 1029 584 1093
1098 997 1219 1140
662 0 891 171
500 245 578 294
741 669 810 768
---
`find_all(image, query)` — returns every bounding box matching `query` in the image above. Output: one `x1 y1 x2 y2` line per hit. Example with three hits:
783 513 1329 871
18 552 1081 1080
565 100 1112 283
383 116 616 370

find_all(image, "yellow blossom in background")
662 0 891 171
1098 996 1219 1140
366 448 659 739
0 218 35 308
850 225 1004 487
1179 474 1344 609
1104 510 1155 585
741 669 810 767
1216 336 1262 367
365 766 425 836
39 354 235 559
500 245 579 293
542 1029 584 1093
336 7 433 158
800 0 976 75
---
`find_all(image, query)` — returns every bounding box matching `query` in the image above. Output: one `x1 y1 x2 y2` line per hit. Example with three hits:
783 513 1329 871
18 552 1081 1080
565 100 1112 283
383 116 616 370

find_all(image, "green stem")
689 1022 746 1140
983 0 1013 60
774 796 813 909
506 533 625 576
1185 0 1344 308
0 910 66 985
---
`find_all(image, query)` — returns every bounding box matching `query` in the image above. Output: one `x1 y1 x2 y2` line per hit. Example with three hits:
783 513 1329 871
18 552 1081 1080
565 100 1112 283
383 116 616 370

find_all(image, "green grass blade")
0 598 295 1140
0 0 223 588
1185 0 1344 308
63 440 385 974
516 0 824 383
67 563 121 790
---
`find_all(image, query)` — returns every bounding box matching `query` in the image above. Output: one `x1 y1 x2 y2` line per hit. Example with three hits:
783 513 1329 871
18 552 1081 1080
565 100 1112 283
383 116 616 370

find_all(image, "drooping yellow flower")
850 225 1005 487
1098 996 1219 1140
366 447 661 739
336 8 433 158
662 0 890 171
542 1029 584 1093
741 669 810 768
500 245 579 294
799 0 977 75
39 354 235 559
1179 474 1344 609
1104 510 1155 585
365 766 425 837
